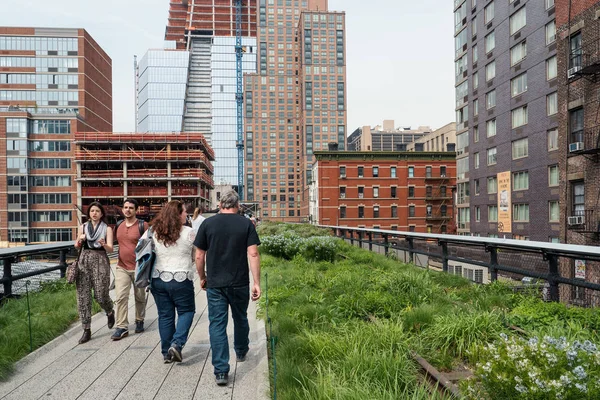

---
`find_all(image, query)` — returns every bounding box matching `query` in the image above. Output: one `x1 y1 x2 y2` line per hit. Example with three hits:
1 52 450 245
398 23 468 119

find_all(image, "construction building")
136 0 258 190
453 0 560 241
310 147 457 233
556 0 600 305
0 27 112 244
347 120 431 152
406 122 457 152
74 132 215 222
243 0 347 222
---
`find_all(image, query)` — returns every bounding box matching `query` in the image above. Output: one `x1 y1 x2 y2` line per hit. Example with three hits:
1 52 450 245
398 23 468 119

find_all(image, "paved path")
0 276 270 400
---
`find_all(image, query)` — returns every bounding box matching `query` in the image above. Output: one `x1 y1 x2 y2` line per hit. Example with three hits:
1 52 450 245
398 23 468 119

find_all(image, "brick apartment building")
310 149 457 233
0 27 112 244
555 0 600 304
453 0 560 241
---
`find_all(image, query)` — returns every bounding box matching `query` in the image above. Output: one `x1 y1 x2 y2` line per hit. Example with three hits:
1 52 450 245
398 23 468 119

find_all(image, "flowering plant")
463 334 600 399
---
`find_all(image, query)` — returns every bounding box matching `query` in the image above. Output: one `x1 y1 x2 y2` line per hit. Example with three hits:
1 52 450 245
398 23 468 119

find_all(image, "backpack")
134 228 156 290
115 219 145 239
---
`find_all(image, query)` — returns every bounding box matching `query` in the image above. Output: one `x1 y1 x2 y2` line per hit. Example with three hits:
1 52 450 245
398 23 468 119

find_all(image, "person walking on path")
74 201 115 344
148 200 196 363
111 199 149 341
194 190 261 386
191 207 206 233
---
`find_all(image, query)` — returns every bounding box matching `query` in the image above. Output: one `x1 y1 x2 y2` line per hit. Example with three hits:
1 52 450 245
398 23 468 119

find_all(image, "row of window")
339 186 448 199
8 228 72 243
339 165 447 178
0 36 78 52
473 202 558 223
8 211 72 223
7 193 72 205
339 205 449 219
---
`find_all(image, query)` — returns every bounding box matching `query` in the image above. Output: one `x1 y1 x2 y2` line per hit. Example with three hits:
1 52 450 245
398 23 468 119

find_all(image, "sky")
1 0 455 133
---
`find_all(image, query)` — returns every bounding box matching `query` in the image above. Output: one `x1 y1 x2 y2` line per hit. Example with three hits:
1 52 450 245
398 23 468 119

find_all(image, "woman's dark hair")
86 201 107 223
150 200 184 247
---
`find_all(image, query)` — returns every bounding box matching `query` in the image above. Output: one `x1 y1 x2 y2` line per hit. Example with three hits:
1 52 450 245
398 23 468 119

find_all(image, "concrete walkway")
0 277 270 400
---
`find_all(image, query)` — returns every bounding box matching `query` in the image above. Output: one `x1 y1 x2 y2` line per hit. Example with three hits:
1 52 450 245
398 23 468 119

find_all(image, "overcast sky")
2 0 455 133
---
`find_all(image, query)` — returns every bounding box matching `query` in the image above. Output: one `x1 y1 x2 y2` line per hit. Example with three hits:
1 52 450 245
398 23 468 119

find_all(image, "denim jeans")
151 278 196 356
207 286 250 375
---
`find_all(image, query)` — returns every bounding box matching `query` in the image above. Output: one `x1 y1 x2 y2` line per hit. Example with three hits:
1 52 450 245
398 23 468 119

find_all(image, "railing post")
3 257 13 298
358 231 363 249
59 249 68 278
349 230 354 246
487 246 498 282
547 253 559 302
406 237 414 263
440 241 448 273
383 233 389 256
368 231 373 251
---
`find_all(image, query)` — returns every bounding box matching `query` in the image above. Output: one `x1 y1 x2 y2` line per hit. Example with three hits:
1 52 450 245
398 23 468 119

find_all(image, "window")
569 108 584 143
473 98 479 116
472 44 478 64
373 187 379 198
474 179 480 195
570 32 582 70
475 206 481 222
408 166 414 178
546 165 559 187
547 128 558 151
390 166 396 178
549 201 559 222
473 71 479 90
339 166 346 177
511 73 527 97
510 41 527 66
358 206 364 218
546 0 554 9
488 205 498 222
546 56 557 80
547 92 558 115
474 125 479 142
340 206 346 218
358 166 364 177
572 182 584 217
426 166 432 178
510 7 526 35
512 138 529 159
513 204 530 222
339 186 346 198
409 205 415 217
391 206 397 218
484 1 494 23
488 176 498 194
512 106 528 128
546 20 556 45
408 186 416 198
474 152 480 169
391 186 397 198
487 118 496 137
513 171 529 190
472 17 477 38
372 166 379 177
485 31 495 53
486 61 495 81
486 90 496 109
358 186 364 198
373 206 379 218
487 147 497 165
440 166 447 177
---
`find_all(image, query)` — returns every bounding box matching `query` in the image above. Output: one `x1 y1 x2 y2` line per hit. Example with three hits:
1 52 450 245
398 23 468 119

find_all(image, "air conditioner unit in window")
568 66 582 78
339 174 346 179
568 216 585 225
569 142 584 152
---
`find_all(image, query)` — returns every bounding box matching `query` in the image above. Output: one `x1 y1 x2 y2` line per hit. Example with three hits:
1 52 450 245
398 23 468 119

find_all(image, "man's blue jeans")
207 286 250 375
151 278 196 356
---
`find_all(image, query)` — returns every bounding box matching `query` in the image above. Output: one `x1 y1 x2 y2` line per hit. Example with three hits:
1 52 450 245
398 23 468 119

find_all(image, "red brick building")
310 150 457 233
556 0 600 305
0 27 112 243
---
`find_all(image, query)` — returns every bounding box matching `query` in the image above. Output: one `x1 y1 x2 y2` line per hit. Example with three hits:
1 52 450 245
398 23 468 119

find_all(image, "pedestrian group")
72 190 261 387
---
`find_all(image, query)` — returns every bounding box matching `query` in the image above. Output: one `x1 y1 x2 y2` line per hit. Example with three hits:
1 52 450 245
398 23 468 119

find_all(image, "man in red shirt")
112 199 149 340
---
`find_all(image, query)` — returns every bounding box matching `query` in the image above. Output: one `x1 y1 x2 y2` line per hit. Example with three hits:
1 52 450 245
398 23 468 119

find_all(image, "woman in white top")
148 200 196 363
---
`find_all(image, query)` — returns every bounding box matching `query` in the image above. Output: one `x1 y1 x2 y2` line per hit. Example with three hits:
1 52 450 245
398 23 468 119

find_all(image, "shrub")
463 334 600 399
261 233 338 262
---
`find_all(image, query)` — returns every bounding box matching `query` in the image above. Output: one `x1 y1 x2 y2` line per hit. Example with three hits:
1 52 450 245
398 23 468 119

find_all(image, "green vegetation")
258 222 600 400
0 279 99 380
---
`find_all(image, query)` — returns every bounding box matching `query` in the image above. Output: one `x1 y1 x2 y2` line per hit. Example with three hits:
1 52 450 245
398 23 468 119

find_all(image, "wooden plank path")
0 275 270 400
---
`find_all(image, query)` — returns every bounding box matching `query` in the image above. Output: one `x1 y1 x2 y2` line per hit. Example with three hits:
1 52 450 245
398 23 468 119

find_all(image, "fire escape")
424 172 453 233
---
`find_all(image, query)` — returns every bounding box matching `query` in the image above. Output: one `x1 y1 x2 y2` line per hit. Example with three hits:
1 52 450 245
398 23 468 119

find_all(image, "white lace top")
151 226 196 280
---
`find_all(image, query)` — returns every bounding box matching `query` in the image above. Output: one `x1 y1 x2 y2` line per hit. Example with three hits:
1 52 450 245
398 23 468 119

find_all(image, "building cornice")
314 151 457 162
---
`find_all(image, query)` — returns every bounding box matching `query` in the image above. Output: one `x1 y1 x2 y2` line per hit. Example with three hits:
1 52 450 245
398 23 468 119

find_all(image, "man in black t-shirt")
194 190 261 387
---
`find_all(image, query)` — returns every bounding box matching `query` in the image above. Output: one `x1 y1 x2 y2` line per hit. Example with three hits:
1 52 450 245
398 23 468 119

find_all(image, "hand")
98 238 106 247
79 234 86 242
251 283 261 301
200 278 207 290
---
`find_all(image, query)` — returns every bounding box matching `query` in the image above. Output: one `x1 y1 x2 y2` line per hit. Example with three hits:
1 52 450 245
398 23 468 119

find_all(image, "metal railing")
321 225 600 306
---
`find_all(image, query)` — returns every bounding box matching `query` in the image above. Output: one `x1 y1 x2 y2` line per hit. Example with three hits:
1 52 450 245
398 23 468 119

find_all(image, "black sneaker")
111 328 129 341
236 351 248 362
135 321 144 333
168 344 182 362
215 373 228 386
107 311 115 329
163 354 173 364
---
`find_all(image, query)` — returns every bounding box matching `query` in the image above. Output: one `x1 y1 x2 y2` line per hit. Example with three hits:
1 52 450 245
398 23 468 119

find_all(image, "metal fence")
322 225 600 307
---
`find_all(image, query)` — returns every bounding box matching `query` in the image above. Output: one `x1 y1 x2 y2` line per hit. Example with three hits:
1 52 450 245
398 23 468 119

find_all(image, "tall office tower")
137 0 258 190
454 0 559 241
0 27 112 244
555 0 600 303
244 0 347 222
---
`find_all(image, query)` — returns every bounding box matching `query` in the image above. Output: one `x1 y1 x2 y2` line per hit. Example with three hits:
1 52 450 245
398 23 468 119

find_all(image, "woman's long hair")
150 200 183 247
192 207 201 220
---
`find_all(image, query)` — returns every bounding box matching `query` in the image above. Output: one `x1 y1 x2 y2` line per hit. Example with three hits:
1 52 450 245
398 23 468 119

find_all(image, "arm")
74 224 85 248
248 244 261 301
195 248 207 289
102 226 114 253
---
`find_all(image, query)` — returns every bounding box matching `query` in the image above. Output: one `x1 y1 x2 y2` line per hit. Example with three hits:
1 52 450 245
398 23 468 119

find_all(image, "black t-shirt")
194 213 260 288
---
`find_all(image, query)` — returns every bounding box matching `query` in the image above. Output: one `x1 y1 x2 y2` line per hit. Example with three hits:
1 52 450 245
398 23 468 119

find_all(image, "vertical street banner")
497 171 512 233
575 260 586 279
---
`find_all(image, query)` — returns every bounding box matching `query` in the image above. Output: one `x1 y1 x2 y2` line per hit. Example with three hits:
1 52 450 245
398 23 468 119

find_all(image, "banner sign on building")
497 171 512 233
575 259 586 280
